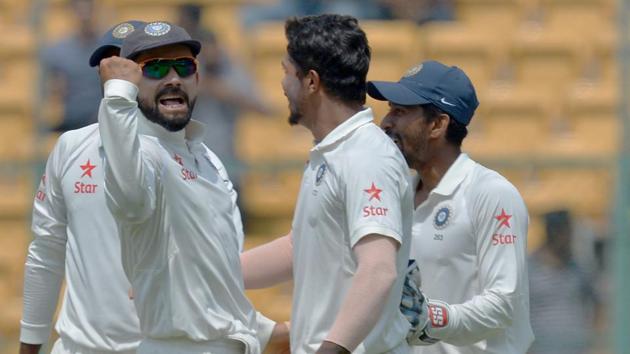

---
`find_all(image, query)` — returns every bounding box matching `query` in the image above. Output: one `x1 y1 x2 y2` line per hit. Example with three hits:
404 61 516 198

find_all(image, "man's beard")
138 87 195 132
288 110 302 126
386 129 425 168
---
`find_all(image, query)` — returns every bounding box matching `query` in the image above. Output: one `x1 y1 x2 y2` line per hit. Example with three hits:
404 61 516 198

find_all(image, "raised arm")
98 57 158 223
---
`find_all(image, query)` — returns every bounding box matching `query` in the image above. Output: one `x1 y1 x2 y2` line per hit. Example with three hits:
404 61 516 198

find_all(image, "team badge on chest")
433 205 453 229
315 163 327 186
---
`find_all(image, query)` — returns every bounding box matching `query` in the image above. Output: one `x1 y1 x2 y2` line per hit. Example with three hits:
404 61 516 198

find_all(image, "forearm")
428 290 515 345
99 79 153 219
241 234 293 289
325 236 399 351
325 264 396 351
21 241 65 344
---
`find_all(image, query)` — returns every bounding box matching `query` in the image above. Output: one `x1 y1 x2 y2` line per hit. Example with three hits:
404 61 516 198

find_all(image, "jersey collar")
312 107 373 152
431 153 476 196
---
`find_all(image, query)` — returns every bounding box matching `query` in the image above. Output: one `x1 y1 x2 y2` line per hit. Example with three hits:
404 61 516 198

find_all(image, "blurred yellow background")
0 0 624 353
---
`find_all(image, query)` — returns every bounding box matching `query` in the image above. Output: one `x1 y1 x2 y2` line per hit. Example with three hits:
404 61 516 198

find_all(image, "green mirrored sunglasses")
139 57 198 79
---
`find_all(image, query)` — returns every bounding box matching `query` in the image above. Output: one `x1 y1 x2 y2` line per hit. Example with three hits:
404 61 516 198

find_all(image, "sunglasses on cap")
139 57 198 79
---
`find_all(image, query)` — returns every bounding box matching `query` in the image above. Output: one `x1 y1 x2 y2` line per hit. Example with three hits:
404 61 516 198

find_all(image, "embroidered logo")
75 160 98 194
363 182 383 202
112 22 136 39
144 22 171 36
433 205 453 230
315 163 327 186
404 64 423 77
35 174 46 201
428 303 448 328
80 159 96 178
495 209 512 228
174 153 184 166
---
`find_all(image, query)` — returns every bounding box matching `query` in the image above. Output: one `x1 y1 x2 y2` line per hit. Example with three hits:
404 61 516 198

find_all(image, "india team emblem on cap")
145 22 171 36
433 205 453 229
112 22 135 39
404 64 423 77
315 163 327 186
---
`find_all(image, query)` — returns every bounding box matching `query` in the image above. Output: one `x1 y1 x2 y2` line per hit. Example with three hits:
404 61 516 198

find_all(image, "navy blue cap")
367 60 479 125
121 21 201 60
89 20 146 67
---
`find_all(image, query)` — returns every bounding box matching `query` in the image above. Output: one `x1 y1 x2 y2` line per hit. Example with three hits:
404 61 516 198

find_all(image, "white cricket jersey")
291 108 413 354
411 154 534 354
21 123 142 351
98 79 259 353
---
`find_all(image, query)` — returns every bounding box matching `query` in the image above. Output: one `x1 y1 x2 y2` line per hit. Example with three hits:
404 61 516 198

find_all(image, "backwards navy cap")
367 60 479 125
89 20 146 67
121 21 201 60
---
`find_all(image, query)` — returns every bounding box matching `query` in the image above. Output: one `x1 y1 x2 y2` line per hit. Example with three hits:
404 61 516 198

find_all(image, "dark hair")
422 104 468 146
285 14 371 104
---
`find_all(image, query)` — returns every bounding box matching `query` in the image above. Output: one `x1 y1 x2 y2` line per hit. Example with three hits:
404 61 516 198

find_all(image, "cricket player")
241 14 413 354
20 21 145 354
368 60 534 353
97 22 277 354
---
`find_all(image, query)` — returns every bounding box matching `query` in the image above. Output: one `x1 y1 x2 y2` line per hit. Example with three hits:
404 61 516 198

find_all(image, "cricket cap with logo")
367 60 479 125
121 21 201 60
89 20 146 67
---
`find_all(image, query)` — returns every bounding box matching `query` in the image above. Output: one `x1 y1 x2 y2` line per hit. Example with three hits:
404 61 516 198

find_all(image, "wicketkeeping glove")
400 260 441 346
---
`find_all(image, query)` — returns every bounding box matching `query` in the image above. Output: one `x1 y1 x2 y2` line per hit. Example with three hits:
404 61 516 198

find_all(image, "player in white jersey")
97 22 285 354
367 60 534 353
19 21 146 354
240 15 413 354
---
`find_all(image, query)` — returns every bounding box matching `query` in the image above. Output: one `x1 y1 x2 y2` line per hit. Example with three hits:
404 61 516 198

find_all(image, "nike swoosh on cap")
440 97 456 107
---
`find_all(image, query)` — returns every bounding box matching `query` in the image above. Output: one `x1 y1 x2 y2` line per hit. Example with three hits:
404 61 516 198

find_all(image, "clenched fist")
99 56 142 86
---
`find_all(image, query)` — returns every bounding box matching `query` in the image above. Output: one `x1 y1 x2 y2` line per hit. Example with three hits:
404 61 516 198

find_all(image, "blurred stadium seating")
0 0 619 353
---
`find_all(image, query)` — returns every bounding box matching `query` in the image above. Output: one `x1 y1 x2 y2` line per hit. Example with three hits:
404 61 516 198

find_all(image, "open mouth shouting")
157 89 189 116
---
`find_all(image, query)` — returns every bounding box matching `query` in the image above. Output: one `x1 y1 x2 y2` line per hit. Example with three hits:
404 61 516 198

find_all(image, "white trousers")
137 338 245 354
50 337 137 354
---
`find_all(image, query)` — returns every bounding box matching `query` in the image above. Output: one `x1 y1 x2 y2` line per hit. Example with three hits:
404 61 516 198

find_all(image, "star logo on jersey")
495 209 512 228
364 182 382 202
80 160 97 178
174 153 184 166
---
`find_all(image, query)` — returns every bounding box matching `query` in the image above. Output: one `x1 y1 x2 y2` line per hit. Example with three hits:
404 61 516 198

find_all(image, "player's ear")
305 69 320 94
429 113 450 139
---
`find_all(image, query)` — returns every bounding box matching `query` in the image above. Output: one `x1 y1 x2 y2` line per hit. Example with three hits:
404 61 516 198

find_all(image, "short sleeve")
343 153 409 247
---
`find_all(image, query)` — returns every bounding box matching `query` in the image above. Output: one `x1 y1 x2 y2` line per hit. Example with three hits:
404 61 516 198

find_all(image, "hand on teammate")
98 56 142 87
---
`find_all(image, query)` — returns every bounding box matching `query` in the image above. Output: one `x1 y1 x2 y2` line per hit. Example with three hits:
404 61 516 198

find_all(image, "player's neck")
415 147 461 195
309 99 363 142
